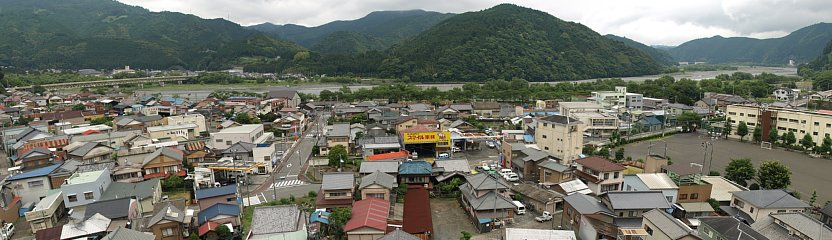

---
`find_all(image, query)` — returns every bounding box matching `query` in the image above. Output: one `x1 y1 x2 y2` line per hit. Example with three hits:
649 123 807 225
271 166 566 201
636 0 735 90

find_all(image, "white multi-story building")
59 169 113 208
535 115 583 165
164 114 207 136
590 87 627 110
210 124 273 150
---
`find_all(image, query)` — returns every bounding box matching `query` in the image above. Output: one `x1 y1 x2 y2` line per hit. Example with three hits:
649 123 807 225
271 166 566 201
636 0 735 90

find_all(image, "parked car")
512 201 526 215
535 211 553 222
452 146 462 152
499 169 514 176
503 173 519 182
1 223 14 240
438 153 450 159
486 141 496 148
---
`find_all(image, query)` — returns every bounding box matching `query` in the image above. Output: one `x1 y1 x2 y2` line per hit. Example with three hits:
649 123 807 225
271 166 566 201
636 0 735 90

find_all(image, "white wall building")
209 124 273 150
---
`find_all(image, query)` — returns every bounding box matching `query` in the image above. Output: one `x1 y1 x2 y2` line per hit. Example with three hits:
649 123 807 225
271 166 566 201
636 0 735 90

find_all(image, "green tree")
615 148 625 161
328 145 348 166
234 113 260 124
725 158 756 186
598 148 610 158
736 121 748 141
329 207 352 238
71 104 86 111
749 183 760 190
707 198 720 210
784 131 797 146
723 117 732 137
757 161 791 189
32 85 46 95
163 175 184 190
89 117 113 126
810 190 818 206
677 112 701 132
768 128 779 144
708 171 720 176
189 232 200 240
215 224 231 239
460 231 473 240
610 131 621 145
752 127 762 143
819 135 832 155
800 133 814 151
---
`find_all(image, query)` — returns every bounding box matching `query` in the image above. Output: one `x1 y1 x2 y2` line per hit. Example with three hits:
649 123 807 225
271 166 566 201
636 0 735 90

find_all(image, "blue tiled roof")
195 184 237 200
523 134 534 143
399 161 432 175
644 116 662 125
7 164 61 181
197 203 240 225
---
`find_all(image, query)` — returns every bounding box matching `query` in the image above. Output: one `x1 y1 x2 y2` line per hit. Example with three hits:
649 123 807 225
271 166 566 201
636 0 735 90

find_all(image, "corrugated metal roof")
321 172 355 190
403 186 432 234
344 198 390 232
636 173 678 190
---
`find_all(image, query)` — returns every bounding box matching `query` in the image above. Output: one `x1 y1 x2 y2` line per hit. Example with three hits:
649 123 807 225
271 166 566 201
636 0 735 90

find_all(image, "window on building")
162 228 175 237
215 138 222 143
226 141 232 145
330 192 347 197
613 172 619 179
542 123 548 127
84 192 94 200
827 123 831 128
68 194 78 202
644 225 653 235
604 173 610 180
545 147 549 150
367 193 386 199
801 120 807 124
733 199 745 208
542 135 547 139
690 193 699 199
750 207 754 213
27 180 44 188
815 132 819 136
739 113 744 116
777 210 787 213
816 122 820 126
679 194 688 200
628 211 635 217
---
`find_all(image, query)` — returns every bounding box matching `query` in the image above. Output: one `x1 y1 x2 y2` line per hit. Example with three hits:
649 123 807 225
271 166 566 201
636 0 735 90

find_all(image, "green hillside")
381 4 663 82
605 34 675 65
248 10 453 54
669 23 832 65
0 0 306 70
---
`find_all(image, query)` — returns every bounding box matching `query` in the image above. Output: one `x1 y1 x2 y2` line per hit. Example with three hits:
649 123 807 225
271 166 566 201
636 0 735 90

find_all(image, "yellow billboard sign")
402 131 451 145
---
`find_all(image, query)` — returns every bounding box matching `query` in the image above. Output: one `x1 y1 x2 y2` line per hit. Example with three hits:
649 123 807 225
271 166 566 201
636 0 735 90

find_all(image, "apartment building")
164 114 208 136
535 115 583 165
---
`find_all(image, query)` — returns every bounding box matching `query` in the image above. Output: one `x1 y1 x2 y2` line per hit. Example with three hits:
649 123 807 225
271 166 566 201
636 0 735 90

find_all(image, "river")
138 66 797 98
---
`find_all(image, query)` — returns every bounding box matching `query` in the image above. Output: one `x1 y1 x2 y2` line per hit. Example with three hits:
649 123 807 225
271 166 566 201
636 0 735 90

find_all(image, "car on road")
486 141 496 148
535 211 553 222
1 223 14 240
438 153 450 159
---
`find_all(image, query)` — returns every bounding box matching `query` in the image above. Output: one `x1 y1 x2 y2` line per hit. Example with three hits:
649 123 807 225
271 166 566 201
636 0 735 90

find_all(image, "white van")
512 201 526 215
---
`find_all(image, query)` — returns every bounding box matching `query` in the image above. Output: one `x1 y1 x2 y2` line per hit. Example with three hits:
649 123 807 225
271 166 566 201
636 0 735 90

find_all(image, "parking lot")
431 198 561 240
624 133 832 204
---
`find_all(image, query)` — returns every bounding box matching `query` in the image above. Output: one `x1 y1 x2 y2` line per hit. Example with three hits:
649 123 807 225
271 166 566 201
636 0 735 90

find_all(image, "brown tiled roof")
575 156 625 172
185 141 206 151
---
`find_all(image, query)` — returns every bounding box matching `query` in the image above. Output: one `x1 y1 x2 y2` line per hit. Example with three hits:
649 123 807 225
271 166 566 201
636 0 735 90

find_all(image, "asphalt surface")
624 133 832 204
250 112 328 195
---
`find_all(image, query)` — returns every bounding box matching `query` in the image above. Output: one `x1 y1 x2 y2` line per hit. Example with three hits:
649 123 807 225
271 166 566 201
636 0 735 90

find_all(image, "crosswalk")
270 179 307 189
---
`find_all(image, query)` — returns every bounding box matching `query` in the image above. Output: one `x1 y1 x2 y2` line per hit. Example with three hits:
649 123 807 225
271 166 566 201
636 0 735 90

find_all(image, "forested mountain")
605 34 675 65
0 0 305 70
800 40 832 75
380 4 663 82
669 23 832 65
248 10 453 54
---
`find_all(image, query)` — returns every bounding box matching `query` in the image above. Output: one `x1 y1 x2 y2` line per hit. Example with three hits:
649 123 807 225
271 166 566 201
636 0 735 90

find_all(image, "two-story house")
60 169 112 208
325 123 351 155
315 172 355 209
641 209 699 240
574 156 625 194
563 193 616 240
459 173 515 232
247 205 308 240
358 171 395 201
15 147 54 170
65 142 114 164
398 161 433 188
6 164 62 205
141 147 186 180
697 216 767 240
623 173 679 205
146 200 189 240
599 191 672 219
728 190 809 224
195 184 238 210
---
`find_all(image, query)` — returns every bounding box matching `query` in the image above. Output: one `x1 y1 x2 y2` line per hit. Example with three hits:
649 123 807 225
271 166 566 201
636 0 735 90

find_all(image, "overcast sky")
117 0 832 46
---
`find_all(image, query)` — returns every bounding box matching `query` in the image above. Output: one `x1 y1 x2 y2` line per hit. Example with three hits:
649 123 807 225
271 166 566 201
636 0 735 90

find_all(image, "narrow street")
249 112 328 198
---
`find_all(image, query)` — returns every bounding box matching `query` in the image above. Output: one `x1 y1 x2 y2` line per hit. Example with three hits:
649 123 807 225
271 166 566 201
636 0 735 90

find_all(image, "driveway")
430 198 477 240
624 133 832 204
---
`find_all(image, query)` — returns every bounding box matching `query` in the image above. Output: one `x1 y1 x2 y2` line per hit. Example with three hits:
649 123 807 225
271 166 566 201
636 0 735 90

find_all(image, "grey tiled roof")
762 213 832 240
538 160 570 172
250 205 304 235
434 159 470 173
329 123 350 137
459 184 515 211
102 227 154 240
84 197 132 219
642 209 694 239
602 191 671 210
378 229 422 240
101 178 160 201
732 190 809 209
321 172 355 190
142 147 183 165
564 193 612 215
359 171 395 190
77 162 116 173
699 217 768 240
147 201 186 227
359 161 400 174
464 173 510 191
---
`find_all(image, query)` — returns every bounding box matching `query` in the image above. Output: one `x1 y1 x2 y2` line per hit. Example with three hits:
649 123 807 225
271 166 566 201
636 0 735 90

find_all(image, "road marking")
270 179 307 189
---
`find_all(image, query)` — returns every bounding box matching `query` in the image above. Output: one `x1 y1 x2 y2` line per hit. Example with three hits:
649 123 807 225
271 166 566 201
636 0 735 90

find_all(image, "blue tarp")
523 134 534 143
478 218 492 224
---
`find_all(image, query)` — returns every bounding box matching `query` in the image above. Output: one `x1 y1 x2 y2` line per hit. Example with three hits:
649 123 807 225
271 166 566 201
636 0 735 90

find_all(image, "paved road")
623 133 832 204
249 112 327 196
